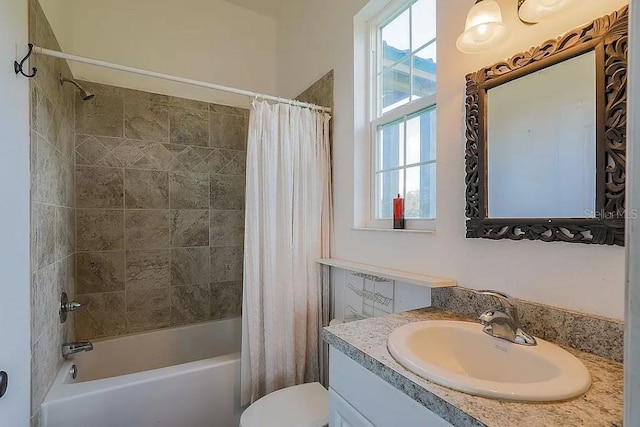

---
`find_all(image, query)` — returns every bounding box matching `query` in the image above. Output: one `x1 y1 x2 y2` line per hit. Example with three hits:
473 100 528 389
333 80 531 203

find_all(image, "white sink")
387 320 591 402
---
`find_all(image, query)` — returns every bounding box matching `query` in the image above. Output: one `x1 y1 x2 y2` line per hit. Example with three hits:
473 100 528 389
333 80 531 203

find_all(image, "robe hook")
14 43 38 78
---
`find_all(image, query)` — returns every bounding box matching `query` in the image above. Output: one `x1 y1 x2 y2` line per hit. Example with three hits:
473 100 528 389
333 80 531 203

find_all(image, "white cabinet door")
330 348 452 427
0 0 32 426
329 389 375 427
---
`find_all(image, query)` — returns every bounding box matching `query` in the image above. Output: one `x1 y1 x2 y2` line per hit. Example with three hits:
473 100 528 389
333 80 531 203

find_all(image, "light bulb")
518 0 575 24
456 0 509 54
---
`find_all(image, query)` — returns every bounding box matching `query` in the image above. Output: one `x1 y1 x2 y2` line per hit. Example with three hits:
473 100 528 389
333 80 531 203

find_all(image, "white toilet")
239 382 329 427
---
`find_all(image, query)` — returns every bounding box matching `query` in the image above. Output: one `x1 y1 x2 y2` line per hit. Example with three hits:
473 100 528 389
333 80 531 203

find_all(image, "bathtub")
42 317 243 427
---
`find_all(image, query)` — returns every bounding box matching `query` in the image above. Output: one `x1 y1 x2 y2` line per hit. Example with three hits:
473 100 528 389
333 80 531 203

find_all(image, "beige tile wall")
295 70 334 112
29 1 76 425
73 81 246 340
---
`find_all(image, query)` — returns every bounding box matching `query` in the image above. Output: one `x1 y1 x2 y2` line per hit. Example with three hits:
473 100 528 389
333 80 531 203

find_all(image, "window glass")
372 0 437 223
412 43 437 101
381 8 410 52
376 169 405 219
406 107 436 165
375 107 436 220
411 0 437 49
382 57 412 113
378 120 405 171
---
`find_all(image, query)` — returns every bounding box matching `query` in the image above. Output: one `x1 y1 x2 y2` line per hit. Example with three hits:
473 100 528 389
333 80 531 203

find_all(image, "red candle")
393 194 405 229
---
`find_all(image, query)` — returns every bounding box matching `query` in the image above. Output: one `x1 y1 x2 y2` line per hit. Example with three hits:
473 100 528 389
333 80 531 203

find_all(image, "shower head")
59 75 95 101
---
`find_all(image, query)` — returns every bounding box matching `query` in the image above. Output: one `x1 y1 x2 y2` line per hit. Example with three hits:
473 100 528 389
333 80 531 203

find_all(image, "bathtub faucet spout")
62 341 93 358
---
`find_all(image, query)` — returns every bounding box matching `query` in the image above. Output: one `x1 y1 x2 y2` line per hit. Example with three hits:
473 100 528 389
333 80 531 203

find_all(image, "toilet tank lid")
240 382 329 427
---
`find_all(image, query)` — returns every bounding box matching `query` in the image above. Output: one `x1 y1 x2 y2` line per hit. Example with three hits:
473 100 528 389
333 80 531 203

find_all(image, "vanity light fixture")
456 0 509 54
518 0 575 24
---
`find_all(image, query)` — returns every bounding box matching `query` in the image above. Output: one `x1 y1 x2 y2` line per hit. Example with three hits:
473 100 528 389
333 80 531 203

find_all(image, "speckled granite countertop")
323 308 623 427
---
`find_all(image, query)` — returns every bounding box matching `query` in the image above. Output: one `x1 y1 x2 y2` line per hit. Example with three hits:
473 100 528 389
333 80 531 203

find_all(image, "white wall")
277 0 628 320
0 0 32 425
39 0 278 108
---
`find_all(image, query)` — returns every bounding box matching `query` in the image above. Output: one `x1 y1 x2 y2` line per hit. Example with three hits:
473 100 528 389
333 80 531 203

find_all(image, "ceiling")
224 0 282 18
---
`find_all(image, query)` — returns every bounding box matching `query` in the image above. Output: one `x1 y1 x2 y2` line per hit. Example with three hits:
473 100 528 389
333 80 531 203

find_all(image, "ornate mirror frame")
464 6 628 246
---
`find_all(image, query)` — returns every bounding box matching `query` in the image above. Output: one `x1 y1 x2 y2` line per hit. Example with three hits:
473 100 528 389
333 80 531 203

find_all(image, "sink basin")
387 320 591 402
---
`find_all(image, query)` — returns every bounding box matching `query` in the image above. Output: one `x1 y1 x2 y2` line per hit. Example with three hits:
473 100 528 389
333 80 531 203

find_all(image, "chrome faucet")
62 341 93 357
475 290 537 346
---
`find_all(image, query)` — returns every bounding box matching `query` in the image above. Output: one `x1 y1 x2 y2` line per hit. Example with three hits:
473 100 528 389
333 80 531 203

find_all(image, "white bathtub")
42 318 243 427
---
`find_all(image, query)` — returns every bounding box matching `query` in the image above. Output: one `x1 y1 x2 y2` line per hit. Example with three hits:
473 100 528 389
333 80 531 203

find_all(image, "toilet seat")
239 382 329 427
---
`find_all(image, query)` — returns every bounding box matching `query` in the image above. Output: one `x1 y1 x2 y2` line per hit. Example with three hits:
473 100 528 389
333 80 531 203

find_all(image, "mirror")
487 51 597 219
464 6 628 245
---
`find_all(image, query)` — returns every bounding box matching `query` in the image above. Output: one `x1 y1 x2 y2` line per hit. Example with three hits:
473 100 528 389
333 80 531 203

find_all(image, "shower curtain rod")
30 46 332 113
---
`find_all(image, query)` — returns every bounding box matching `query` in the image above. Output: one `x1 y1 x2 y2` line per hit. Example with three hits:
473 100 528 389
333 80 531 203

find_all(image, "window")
369 0 437 228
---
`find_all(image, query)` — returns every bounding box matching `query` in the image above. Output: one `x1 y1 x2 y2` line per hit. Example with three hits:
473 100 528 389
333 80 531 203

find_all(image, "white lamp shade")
518 0 575 23
456 0 509 54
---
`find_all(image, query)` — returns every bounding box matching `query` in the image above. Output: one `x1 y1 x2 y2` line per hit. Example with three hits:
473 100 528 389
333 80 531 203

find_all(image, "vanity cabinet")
329 389 375 427
328 348 451 427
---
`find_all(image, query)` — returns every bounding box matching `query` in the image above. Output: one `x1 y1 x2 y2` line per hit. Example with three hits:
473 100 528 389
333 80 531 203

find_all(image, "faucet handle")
474 290 536 346
474 290 520 322
59 292 83 323
475 290 515 308
64 301 82 311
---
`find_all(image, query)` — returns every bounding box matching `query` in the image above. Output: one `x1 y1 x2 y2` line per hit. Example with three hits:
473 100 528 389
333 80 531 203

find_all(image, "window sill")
352 227 435 235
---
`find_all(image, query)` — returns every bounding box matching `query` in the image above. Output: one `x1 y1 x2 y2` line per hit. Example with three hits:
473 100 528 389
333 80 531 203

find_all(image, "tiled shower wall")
295 70 334 115
73 81 245 340
29 1 76 425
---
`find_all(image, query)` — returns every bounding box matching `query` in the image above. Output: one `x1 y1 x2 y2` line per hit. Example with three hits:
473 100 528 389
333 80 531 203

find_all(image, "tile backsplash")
73 81 246 340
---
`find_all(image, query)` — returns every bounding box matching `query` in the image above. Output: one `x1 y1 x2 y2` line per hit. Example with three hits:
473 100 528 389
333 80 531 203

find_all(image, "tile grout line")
74 132 249 152
72 74 78 343
122 159 127 333
168 156 173 326
208 154 212 318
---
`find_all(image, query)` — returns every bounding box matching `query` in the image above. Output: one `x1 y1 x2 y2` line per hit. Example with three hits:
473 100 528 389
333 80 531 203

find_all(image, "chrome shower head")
59 75 95 101
81 91 95 101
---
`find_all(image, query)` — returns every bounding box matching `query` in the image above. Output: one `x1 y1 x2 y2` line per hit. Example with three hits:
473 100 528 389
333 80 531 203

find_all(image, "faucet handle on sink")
475 290 519 319
475 290 514 306
473 289 536 346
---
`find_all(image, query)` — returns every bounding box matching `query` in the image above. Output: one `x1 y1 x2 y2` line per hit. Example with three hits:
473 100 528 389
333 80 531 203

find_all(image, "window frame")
366 0 437 231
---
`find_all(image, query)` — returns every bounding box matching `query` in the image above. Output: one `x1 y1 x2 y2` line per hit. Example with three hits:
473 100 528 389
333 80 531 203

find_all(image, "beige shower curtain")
240 100 332 405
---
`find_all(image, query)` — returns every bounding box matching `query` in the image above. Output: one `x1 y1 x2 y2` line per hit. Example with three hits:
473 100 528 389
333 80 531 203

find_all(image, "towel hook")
14 44 38 78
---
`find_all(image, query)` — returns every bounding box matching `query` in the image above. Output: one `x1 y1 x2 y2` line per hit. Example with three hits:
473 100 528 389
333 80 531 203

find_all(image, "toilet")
239 382 329 427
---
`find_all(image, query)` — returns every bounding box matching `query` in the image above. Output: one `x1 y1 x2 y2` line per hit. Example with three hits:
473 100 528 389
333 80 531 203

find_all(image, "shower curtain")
240 101 332 405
